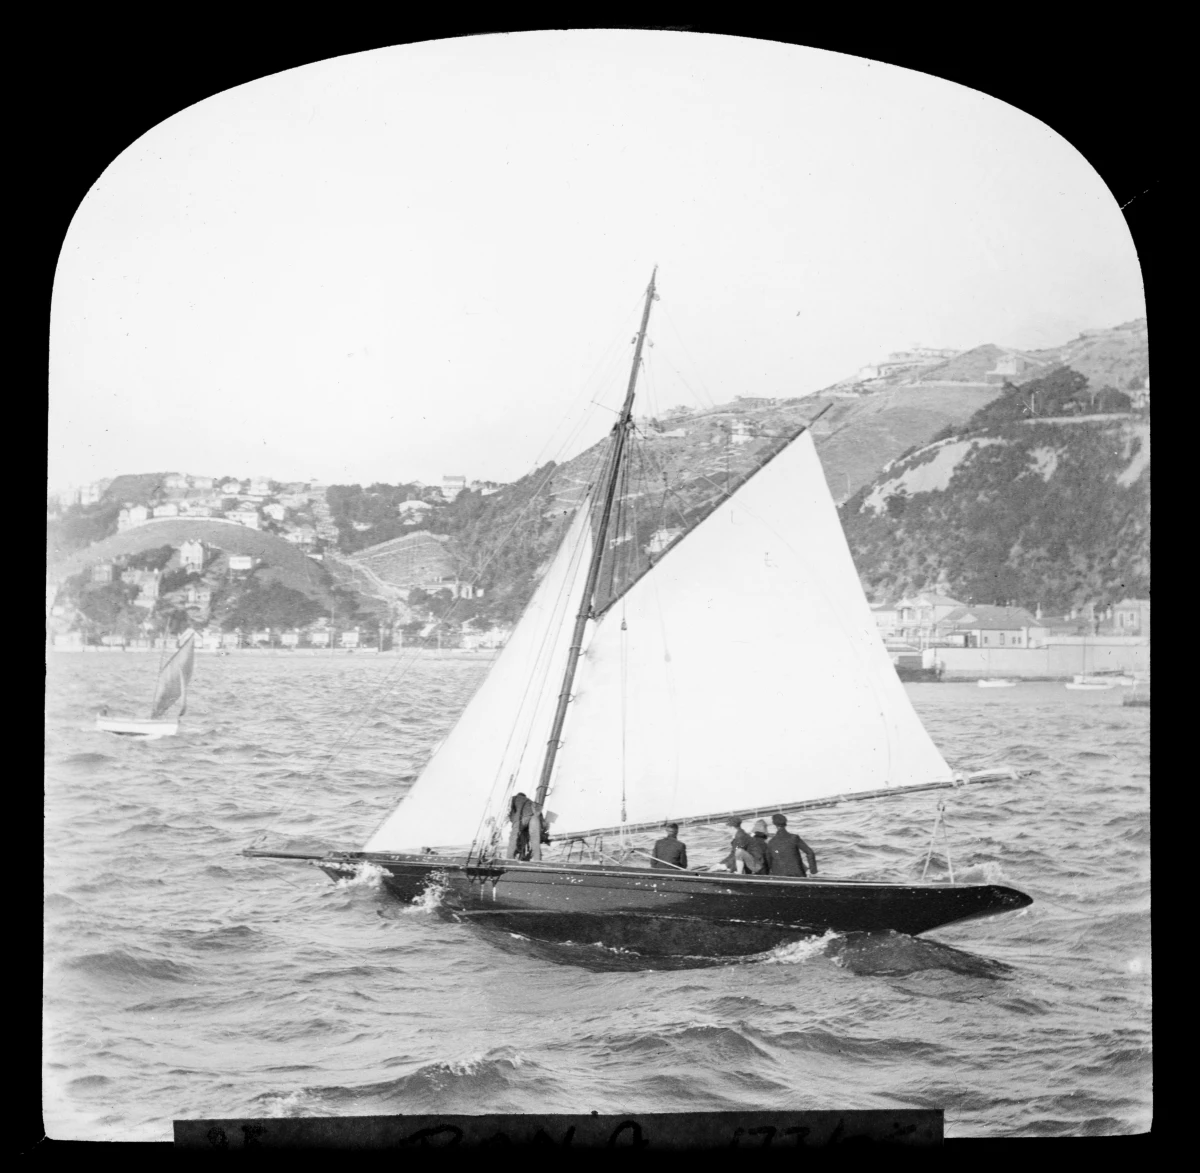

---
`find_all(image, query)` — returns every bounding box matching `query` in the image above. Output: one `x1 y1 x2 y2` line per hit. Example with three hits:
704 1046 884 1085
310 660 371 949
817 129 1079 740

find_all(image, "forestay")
542 430 954 837
151 631 196 719
364 503 596 854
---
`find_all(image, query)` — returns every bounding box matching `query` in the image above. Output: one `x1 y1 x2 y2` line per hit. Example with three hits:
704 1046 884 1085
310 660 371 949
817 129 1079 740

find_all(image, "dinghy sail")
151 630 196 719
248 270 1032 957
95 628 196 738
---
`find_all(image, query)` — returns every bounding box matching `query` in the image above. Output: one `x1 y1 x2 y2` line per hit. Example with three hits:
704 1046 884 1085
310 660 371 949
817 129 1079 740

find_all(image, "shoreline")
47 645 502 660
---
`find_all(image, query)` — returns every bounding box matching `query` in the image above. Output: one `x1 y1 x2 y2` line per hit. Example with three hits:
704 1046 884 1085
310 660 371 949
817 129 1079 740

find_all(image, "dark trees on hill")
125 545 175 571
220 581 324 631
49 502 122 555
841 421 1149 612
963 367 1131 433
76 582 141 636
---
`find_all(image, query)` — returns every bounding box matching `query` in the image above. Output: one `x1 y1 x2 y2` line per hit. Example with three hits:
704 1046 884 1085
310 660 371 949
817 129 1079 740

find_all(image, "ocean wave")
283 1050 542 1112
167 924 260 952
826 931 1015 979
63 949 196 983
758 930 842 965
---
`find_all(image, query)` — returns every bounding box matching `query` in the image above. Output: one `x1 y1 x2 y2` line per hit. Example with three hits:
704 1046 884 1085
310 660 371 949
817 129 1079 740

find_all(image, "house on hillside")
185 585 212 610
284 524 316 546
79 483 103 506
1130 377 1150 411
730 420 754 446
442 475 467 500
874 348 959 379
870 603 899 638
221 480 243 495
984 352 1044 385
942 605 1050 648
894 592 965 643
91 563 114 584
264 503 286 522
135 574 160 607
247 479 271 498
398 499 433 520
229 509 261 529
117 505 150 530
191 476 215 492
228 555 255 573
164 473 189 491
309 629 330 648
339 629 361 648
179 539 205 570
1113 598 1150 637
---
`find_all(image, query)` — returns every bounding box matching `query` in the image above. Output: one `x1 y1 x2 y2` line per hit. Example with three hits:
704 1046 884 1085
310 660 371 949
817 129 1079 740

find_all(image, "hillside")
1025 319 1148 391
347 531 457 591
48 518 331 600
52 317 1148 638
839 379 1150 610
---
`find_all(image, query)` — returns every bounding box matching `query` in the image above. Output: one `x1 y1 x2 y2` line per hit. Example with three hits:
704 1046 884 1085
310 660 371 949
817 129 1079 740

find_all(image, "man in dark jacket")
766 813 818 877
505 791 544 861
651 823 688 870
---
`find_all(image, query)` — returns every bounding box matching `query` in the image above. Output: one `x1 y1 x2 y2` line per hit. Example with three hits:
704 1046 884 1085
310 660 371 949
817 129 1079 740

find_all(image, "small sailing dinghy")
1073 672 1135 687
95 629 196 738
248 271 1031 958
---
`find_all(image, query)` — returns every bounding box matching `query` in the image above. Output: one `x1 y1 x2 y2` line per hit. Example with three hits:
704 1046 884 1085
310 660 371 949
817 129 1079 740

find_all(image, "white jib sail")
544 430 954 837
150 630 196 719
364 500 597 854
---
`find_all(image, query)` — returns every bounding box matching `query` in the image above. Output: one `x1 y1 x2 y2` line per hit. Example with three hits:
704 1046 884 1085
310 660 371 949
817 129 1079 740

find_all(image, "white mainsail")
543 430 954 837
150 630 196 719
364 502 597 853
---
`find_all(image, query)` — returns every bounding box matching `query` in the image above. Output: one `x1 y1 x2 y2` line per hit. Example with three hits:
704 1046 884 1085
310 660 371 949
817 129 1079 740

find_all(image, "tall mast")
533 267 657 809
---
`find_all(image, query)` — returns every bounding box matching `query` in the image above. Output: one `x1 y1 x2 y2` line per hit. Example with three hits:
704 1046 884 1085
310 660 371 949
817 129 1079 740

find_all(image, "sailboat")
95 629 196 738
248 271 1032 958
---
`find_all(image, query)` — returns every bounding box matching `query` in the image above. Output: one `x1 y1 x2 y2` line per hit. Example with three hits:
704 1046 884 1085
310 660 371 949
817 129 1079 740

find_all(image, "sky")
48 32 1145 494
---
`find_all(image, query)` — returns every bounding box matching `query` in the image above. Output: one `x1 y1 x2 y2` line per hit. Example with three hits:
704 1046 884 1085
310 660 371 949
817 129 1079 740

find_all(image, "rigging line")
463 492 600 857
646 535 683 815
470 518 596 860
526 293 650 472
656 302 717 409
474 526 590 831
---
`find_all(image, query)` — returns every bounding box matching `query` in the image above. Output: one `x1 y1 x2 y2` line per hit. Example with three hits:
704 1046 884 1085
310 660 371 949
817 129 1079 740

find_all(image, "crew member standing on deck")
766 813 818 876
505 791 544 862
651 823 688 870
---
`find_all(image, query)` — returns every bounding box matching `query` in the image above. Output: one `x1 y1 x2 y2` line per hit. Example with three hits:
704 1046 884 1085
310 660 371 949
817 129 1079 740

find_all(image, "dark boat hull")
321 853 1031 958
895 665 943 682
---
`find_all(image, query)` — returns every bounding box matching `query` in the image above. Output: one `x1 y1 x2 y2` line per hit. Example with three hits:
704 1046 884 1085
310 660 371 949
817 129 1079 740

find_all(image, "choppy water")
44 652 1150 1139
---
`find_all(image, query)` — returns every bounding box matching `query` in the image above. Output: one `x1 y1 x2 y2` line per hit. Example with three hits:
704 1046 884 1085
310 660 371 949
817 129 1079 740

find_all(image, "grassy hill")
49 518 333 602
